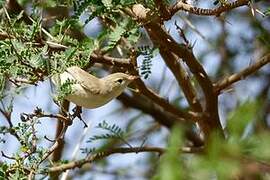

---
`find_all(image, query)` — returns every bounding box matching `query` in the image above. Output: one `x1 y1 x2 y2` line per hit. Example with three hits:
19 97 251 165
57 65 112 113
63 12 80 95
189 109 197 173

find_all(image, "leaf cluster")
153 100 270 179
138 46 158 79
87 120 126 143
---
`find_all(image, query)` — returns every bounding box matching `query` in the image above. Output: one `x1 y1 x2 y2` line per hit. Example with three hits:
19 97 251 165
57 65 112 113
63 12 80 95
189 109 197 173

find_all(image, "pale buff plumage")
52 66 137 108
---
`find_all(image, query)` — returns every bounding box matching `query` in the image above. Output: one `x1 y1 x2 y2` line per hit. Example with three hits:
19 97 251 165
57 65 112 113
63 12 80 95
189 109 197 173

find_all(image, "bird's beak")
128 75 140 81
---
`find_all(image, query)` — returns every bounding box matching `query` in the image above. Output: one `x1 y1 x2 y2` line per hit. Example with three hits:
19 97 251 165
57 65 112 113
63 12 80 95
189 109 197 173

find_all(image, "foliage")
265 7 270 16
138 46 158 79
86 120 129 146
73 0 137 23
0 117 47 179
100 18 140 52
54 78 77 102
153 125 183 180
151 100 270 179
227 100 260 138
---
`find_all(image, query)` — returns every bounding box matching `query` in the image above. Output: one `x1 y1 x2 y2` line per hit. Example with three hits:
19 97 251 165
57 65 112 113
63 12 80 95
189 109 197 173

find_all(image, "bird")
52 66 137 109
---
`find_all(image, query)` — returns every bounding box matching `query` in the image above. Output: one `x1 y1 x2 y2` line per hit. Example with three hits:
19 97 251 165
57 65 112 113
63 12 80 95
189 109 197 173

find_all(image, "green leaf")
138 46 158 79
153 125 183 180
55 78 76 102
103 25 126 51
102 0 112 8
120 0 135 6
126 28 140 44
264 7 270 16
248 132 270 160
0 163 8 180
0 76 5 99
227 100 260 138
65 47 77 62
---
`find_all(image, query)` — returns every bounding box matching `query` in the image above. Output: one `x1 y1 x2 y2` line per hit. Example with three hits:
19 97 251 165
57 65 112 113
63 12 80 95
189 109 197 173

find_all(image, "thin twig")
48 146 203 173
169 0 249 18
214 54 270 94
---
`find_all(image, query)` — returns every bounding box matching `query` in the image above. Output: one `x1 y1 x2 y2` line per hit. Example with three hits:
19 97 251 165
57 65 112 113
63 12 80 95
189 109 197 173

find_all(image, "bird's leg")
72 106 88 128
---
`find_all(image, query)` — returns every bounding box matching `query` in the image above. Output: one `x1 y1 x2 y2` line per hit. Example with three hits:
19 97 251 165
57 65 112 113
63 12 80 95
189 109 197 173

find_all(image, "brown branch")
36 113 69 122
258 75 270 130
0 32 68 51
0 32 14 40
0 108 12 127
23 118 37 170
118 93 177 128
48 147 165 173
124 5 223 136
154 0 170 20
90 53 132 69
216 18 231 77
144 22 223 137
118 93 204 146
48 146 203 173
169 0 249 18
8 78 38 85
39 140 61 165
128 50 197 122
0 108 22 143
40 126 69 179
214 54 270 94
50 100 70 180
5 0 32 24
133 81 194 121
159 45 203 113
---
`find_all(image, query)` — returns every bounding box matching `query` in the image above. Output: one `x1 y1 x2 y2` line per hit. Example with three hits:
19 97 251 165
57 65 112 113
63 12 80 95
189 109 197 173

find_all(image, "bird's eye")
116 79 123 84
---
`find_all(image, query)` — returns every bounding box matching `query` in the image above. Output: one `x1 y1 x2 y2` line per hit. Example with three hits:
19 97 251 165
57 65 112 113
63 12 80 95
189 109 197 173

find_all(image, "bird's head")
102 73 138 94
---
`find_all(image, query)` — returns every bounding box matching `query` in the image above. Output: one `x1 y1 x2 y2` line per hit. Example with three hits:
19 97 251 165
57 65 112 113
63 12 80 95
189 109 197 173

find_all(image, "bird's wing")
66 66 102 94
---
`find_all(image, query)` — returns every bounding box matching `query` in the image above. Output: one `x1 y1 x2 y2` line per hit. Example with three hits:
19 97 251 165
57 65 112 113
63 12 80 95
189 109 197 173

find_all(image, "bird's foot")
72 106 88 128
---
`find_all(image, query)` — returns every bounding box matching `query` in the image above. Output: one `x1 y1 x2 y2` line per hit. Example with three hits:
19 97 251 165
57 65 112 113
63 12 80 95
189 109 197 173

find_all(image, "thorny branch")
117 93 204 146
215 54 270 93
169 0 249 18
0 107 22 143
143 21 223 137
48 146 203 173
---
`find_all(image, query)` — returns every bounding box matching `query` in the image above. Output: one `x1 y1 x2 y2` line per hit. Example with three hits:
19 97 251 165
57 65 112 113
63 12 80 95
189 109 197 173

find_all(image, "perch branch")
48 146 203 173
169 0 249 18
215 54 270 94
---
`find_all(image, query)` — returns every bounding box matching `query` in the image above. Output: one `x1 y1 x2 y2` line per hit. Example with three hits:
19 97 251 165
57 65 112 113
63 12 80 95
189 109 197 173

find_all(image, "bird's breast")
66 84 114 109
